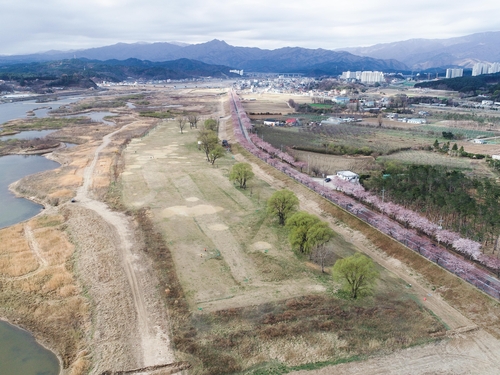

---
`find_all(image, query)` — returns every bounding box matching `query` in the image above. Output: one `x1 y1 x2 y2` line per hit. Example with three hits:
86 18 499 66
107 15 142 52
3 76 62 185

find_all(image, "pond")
0 320 60 375
0 154 59 229
0 129 57 141
64 111 117 125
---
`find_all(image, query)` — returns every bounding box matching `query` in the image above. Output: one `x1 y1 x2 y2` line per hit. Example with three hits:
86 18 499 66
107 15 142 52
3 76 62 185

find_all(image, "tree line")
266 189 378 298
365 164 500 247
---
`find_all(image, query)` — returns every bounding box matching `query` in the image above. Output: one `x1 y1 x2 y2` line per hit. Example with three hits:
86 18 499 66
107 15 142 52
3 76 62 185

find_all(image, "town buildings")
446 68 463 78
472 62 500 76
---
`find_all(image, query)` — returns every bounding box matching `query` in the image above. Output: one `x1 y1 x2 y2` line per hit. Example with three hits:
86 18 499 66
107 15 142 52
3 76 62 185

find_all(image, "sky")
1 0 499 55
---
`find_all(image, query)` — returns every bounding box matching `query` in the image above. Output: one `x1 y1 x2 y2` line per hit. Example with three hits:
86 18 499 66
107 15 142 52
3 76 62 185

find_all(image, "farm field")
417 124 500 139
258 123 436 155
377 150 497 178
240 92 311 118
119 90 446 374
290 150 377 177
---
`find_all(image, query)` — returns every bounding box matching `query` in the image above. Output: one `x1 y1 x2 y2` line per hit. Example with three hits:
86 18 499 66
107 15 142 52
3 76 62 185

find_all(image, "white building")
341 71 361 80
489 62 500 74
446 68 463 78
405 118 427 124
472 63 490 76
360 71 385 84
472 62 500 76
336 170 359 183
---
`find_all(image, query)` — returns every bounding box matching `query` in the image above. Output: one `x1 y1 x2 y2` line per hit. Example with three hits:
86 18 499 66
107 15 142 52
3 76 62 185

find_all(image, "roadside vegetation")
364 164 500 251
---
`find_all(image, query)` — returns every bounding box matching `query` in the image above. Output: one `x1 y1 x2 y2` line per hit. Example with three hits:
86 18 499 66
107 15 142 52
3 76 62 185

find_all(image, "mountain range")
0 40 407 76
1 31 499 75
340 31 500 70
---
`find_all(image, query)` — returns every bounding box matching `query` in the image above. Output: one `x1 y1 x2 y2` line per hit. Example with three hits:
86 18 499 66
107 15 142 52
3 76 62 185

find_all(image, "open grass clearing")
377 150 497 178
418 124 500 139
239 93 308 117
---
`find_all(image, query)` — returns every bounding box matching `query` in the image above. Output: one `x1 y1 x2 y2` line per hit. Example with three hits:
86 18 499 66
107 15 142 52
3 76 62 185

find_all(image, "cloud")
0 0 499 54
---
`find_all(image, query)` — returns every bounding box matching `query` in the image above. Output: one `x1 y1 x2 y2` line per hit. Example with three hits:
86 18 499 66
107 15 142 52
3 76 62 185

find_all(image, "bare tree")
310 164 321 177
177 117 187 134
377 113 384 127
188 114 199 129
312 244 335 273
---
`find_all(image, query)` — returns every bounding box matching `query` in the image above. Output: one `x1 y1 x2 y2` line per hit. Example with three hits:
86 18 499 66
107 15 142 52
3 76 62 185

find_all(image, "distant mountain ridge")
339 31 500 70
0 40 408 75
0 58 241 85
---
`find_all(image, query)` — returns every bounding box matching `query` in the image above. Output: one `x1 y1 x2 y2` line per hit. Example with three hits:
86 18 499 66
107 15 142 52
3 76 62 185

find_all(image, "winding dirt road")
74 123 175 372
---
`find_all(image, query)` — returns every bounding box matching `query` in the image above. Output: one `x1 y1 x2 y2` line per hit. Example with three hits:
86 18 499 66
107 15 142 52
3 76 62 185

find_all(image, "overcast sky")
1 0 499 55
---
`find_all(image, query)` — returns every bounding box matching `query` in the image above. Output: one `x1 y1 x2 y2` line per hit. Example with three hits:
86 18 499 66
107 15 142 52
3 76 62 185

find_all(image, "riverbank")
0 86 176 373
0 318 62 375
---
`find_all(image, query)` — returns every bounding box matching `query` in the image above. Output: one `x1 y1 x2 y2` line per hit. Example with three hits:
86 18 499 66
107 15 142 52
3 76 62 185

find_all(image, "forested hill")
414 73 500 98
0 58 240 86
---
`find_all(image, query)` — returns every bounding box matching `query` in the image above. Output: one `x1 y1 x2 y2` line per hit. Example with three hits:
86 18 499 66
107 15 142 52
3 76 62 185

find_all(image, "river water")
0 320 59 375
0 96 81 124
0 99 70 373
65 111 117 125
0 129 56 141
0 154 59 229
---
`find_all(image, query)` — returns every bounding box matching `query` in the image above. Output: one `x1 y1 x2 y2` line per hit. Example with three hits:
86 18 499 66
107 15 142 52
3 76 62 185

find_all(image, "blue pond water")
0 154 59 229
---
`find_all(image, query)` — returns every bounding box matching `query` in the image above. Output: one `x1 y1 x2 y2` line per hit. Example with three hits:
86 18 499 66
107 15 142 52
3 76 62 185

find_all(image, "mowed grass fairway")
119 93 446 374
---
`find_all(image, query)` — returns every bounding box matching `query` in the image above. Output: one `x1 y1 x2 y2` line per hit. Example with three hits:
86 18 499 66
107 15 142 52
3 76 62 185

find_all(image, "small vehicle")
324 178 331 182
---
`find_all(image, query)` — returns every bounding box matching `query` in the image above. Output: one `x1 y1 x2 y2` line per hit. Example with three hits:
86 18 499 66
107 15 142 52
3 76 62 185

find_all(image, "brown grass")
0 224 38 276
0 215 89 372
133 177 444 374
35 227 74 265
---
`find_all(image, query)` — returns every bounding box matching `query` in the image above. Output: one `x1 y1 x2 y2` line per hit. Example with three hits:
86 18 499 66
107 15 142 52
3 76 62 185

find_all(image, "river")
0 99 66 373
0 96 81 124
0 320 59 375
0 154 59 229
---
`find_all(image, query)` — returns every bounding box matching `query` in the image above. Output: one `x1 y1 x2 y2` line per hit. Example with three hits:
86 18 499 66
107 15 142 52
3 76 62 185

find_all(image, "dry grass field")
239 93 310 118
0 214 89 371
378 150 497 178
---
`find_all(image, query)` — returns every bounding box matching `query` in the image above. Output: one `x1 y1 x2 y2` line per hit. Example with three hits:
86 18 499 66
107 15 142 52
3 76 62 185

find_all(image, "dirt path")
3 224 52 282
290 329 500 375
74 122 175 371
